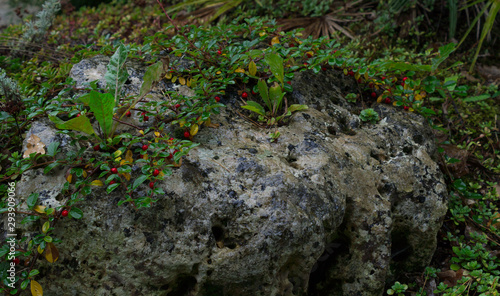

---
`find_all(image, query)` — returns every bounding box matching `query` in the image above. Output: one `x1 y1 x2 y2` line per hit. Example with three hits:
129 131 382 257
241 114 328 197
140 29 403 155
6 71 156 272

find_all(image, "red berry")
251 90 257 95
12 258 20 265
402 77 408 82
306 53 313 58
241 92 248 99
385 98 391 104
76 114 81 117
153 169 160 176
184 131 190 138
368 82 374 88
149 182 155 189
175 104 181 109
381 76 386 80
371 92 377 98
217 50 222 55
111 167 118 174
167 47 173 52
141 112 146 116
303 62 308 66
167 153 173 160
144 116 149 121
93 145 100 151
126 111 131 117
286 81 292 85
357 78 362 83
321 67 327 71
215 96 220 102
142 144 148 151
348 70 355 76
61 210 69 217
401 82 405 86
333 50 338 53
110 180 116 185
169 137 174 141
404 106 409 111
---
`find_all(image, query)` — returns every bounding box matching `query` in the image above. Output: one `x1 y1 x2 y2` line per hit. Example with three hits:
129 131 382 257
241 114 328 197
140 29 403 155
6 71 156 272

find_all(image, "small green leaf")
132 174 148 190
462 94 490 102
139 61 164 99
288 104 308 113
265 52 284 84
257 79 271 111
69 208 83 219
242 105 266 116
269 82 284 113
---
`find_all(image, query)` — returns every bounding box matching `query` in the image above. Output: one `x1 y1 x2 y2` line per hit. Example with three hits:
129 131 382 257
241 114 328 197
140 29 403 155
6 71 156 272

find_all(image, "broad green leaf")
133 174 148 190
139 61 164 99
46 142 60 157
49 115 96 136
431 43 456 72
463 94 490 102
288 104 308 113
379 61 431 72
265 53 284 84
241 105 266 116
257 80 271 111
88 91 115 138
27 193 39 209
42 221 50 234
247 50 263 59
105 43 129 105
269 82 284 114
77 93 90 105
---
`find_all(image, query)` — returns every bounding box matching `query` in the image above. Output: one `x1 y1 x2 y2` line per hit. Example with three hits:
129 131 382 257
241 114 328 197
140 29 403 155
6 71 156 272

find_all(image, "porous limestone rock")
11 58 447 296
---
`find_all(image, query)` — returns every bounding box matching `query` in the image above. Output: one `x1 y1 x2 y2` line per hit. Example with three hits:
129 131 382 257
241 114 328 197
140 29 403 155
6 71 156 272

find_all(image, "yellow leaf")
204 118 212 126
271 36 280 45
306 51 314 57
186 78 191 87
171 76 177 83
66 174 72 183
115 157 121 162
44 242 59 263
125 150 133 163
259 31 266 37
31 280 43 296
90 180 104 186
82 170 87 178
23 134 46 159
235 68 245 73
179 77 186 85
190 124 199 136
354 73 360 80
113 150 122 158
216 71 221 75
393 101 398 106
343 68 348 75
123 172 131 181
37 245 44 254
249 60 257 76
154 131 160 137
34 205 46 214
42 221 50 234
139 130 144 135
165 72 172 79
179 119 186 127
364 72 369 80
377 95 383 103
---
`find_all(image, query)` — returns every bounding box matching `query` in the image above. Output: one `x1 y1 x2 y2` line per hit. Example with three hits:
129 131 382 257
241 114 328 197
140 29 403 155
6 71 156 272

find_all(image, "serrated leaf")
44 162 60 175
269 82 284 113
105 43 129 105
49 115 96 136
46 142 60 157
27 193 39 209
30 280 43 296
463 94 490 102
249 60 257 76
241 105 266 116
88 91 115 138
44 242 59 263
90 180 104 186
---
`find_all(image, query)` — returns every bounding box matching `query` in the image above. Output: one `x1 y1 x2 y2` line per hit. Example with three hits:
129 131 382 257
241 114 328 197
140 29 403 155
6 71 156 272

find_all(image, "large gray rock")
11 60 447 296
